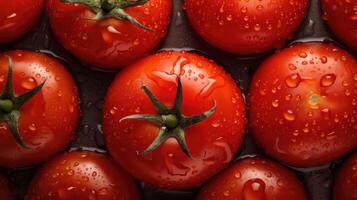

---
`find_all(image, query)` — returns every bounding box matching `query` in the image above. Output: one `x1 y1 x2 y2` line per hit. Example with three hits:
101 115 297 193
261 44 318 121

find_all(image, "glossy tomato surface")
47 0 172 69
0 50 80 168
197 157 309 200
0 175 12 200
184 0 308 55
333 153 357 200
322 0 357 51
25 151 140 200
249 42 357 167
103 51 246 189
0 0 45 44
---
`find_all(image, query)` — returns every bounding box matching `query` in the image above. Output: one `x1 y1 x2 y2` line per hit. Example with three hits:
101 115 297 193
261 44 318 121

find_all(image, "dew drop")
284 110 296 121
320 74 336 87
21 77 36 90
285 74 301 88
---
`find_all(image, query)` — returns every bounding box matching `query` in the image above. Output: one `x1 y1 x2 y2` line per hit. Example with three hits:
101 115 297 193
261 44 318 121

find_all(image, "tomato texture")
0 50 80 168
0 175 12 200
0 0 45 44
47 0 172 69
197 157 309 200
103 51 246 189
184 0 308 55
249 42 357 167
322 0 357 51
25 151 140 200
333 153 357 200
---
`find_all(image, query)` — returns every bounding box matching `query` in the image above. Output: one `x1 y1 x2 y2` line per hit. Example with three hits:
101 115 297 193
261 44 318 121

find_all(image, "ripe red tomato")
0 175 12 200
47 0 172 70
0 50 80 168
249 42 357 167
0 0 45 44
25 151 140 200
103 51 246 189
184 0 308 55
333 153 357 200
197 157 309 200
322 0 357 51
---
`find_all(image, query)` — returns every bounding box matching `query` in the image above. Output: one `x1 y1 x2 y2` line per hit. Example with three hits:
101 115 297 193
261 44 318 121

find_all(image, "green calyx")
61 0 154 31
120 77 216 157
0 56 46 149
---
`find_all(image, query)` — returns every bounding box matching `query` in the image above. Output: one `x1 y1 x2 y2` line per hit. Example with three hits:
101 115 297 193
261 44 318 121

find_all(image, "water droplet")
285 94 292 101
110 107 118 115
320 56 328 64
272 100 279 108
29 123 37 131
298 52 307 58
198 76 225 99
284 110 296 121
285 74 301 88
243 179 266 200
211 120 221 128
288 64 297 70
235 172 241 179
21 77 36 90
320 74 336 87
213 141 232 163
223 190 230 196
164 151 190 176
308 93 320 109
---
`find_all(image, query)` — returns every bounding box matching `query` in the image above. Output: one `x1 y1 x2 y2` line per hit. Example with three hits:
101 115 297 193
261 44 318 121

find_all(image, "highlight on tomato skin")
197 157 309 200
184 0 309 55
0 50 80 168
0 174 12 200
249 42 357 167
333 153 357 200
103 50 246 189
25 151 140 200
0 0 46 44
321 0 357 52
47 0 173 70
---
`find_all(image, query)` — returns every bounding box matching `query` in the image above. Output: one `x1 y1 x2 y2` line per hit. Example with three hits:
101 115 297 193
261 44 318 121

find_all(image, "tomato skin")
322 0 357 51
0 0 45 44
184 0 308 55
25 151 140 200
47 0 172 70
333 153 357 200
103 51 246 189
197 157 309 200
249 43 357 167
0 50 80 168
0 175 12 200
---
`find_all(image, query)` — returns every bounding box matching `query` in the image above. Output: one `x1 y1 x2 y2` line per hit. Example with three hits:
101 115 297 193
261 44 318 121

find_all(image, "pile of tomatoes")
0 0 356 199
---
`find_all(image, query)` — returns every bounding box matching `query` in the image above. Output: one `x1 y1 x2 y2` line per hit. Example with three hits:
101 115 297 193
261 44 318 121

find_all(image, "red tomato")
103 51 246 189
0 0 45 44
25 151 140 200
184 0 308 55
0 50 80 168
0 175 12 200
197 157 309 200
322 0 357 51
333 153 357 200
47 0 172 69
249 43 357 167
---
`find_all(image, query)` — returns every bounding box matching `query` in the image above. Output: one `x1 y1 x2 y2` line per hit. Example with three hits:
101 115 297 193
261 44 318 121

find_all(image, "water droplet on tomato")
298 52 307 58
213 141 232 163
285 74 301 88
288 64 297 70
164 152 190 176
21 77 36 90
198 76 225 99
320 74 336 87
320 56 328 64
284 110 296 121
243 179 266 200
272 100 279 108
29 123 37 131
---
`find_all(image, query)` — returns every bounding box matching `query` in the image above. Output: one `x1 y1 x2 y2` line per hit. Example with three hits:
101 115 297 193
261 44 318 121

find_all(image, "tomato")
333 153 357 200
25 151 140 200
322 0 357 51
249 42 357 167
197 157 309 200
103 51 246 189
184 0 308 55
0 0 45 44
0 50 80 168
47 0 172 70
0 175 12 200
